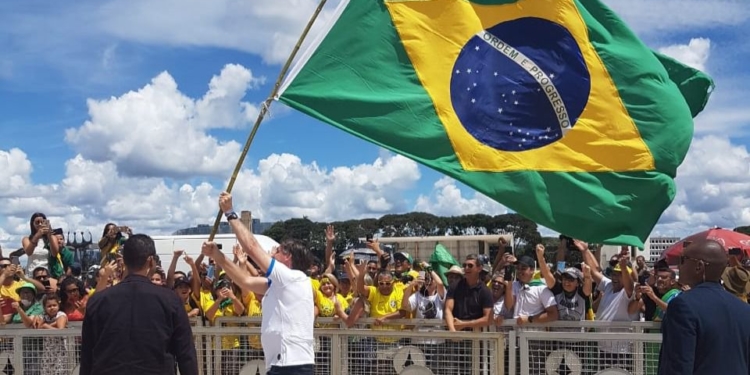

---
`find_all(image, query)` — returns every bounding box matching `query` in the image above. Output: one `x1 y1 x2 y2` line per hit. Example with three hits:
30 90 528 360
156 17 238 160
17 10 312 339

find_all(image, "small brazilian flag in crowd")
277 0 713 246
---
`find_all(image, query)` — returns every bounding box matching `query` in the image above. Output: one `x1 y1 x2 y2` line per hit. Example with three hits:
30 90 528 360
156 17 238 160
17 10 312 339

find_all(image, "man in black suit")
658 239 750 374
80 234 198 375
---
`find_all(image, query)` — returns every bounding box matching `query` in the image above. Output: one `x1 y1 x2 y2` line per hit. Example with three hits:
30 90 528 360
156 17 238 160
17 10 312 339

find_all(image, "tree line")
262 212 545 259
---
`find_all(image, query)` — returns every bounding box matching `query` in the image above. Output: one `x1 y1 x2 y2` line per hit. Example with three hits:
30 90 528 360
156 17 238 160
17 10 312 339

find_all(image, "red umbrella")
661 227 750 264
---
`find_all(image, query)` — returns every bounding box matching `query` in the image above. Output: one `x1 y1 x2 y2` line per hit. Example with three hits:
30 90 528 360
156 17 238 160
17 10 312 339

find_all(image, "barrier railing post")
330 332 342 375
508 330 516 375
519 330 530 375
497 334 505 375
12 334 23 374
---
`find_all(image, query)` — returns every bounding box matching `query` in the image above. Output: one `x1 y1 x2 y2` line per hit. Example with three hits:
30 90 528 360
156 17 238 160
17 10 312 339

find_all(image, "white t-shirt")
595 276 638 353
26 240 49 277
261 258 315 369
512 281 556 332
551 281 588 334
408 290 446 345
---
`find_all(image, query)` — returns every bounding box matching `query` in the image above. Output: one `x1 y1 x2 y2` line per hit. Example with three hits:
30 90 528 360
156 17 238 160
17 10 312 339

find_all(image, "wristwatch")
224 211 239 221
528 315 535 323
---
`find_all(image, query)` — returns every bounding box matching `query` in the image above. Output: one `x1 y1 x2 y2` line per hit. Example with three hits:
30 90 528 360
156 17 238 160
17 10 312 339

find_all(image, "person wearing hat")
507 253 558 325
534 244 592 324
205 277 244 374
10 282 43 326
722 266 750 303
392 251 419 289
445 265 464 288
173 277 200 318
581 241 637 372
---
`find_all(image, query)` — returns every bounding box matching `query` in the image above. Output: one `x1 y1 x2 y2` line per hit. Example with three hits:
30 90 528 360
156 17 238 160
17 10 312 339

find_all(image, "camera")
214 278 231 290
379 253 391 271
559 235 578 252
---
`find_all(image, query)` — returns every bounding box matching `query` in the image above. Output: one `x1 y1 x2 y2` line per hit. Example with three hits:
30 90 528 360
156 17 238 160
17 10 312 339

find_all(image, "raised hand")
219 192 234 213
325 225 336 243
201 242 220 257
582 263 591 277
573 239 588 252
233 244 247 264
183 254 195 266
535 244 545 257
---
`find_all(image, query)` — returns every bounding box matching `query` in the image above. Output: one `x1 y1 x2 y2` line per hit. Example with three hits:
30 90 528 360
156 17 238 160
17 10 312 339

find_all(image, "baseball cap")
213 278 231 290
16 282 36 294
561 267 583 281
612 264 633 274
173 277 191 289
516 256 535 268
394 252 413 264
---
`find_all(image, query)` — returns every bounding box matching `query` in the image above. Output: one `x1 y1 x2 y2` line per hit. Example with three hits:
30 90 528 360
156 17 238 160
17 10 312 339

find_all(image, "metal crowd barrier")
0 319 662 375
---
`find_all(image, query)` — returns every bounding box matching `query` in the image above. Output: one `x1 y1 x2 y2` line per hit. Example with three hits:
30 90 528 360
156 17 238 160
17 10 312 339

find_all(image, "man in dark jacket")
658 239 750 375
80 234 197 375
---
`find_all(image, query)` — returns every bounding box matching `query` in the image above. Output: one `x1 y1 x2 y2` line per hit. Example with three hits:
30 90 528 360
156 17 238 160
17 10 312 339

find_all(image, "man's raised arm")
218 192 273 272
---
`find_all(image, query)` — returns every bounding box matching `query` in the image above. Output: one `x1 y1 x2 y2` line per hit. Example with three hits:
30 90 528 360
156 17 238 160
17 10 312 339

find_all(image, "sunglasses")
680 255 710 265
378 282 392 287
65 288 80 293
462 263 475 269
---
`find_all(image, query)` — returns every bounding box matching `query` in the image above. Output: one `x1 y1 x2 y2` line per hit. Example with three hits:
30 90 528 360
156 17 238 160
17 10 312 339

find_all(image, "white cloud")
0 148 33 196
655 135 750 235
94 0 341 65
236 153 422 221
414 177 509 217
603 0 750 37
0 148 421 251
64 64 261 179
658 38 711 72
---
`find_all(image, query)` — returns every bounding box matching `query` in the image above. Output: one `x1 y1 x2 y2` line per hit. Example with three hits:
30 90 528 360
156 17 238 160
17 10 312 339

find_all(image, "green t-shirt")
11 302 43 324
47 246 75 279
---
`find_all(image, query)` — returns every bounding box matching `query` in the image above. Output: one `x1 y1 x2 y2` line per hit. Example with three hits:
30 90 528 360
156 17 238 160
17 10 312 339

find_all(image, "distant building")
252 218 273 234
173 218 274 236
644 236 680 263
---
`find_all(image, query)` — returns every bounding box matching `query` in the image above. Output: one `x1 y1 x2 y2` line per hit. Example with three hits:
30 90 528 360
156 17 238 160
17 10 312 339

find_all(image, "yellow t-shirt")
244 292 263 350
0 281 24 301
311 278 320 291
201 297 240 350
315 290 349 328
199 289 214 314
367 286 404 343
183 294 200 315
340 292 354 307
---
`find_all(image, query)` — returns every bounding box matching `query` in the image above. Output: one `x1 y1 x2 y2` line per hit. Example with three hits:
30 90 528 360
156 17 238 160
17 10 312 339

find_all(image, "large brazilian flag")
276 0 713 246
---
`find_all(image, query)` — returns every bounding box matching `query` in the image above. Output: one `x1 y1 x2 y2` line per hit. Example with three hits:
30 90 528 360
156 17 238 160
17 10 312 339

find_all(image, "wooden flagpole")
208 0 329 241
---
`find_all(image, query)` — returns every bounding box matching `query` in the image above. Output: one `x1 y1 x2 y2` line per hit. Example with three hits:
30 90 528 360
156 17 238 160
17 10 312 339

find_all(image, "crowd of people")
2 208 750 375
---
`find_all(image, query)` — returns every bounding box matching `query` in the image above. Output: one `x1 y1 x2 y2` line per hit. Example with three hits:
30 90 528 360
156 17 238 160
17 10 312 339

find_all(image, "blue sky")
0 0 749 250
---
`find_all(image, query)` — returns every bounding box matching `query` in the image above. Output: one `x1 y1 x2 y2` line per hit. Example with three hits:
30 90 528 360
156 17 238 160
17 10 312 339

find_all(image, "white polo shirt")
261 258 315 369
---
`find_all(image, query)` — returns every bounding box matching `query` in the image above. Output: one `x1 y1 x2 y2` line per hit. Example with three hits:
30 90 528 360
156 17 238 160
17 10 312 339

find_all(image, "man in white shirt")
202 192 315 375
508 255 558 374
581 241 637 373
